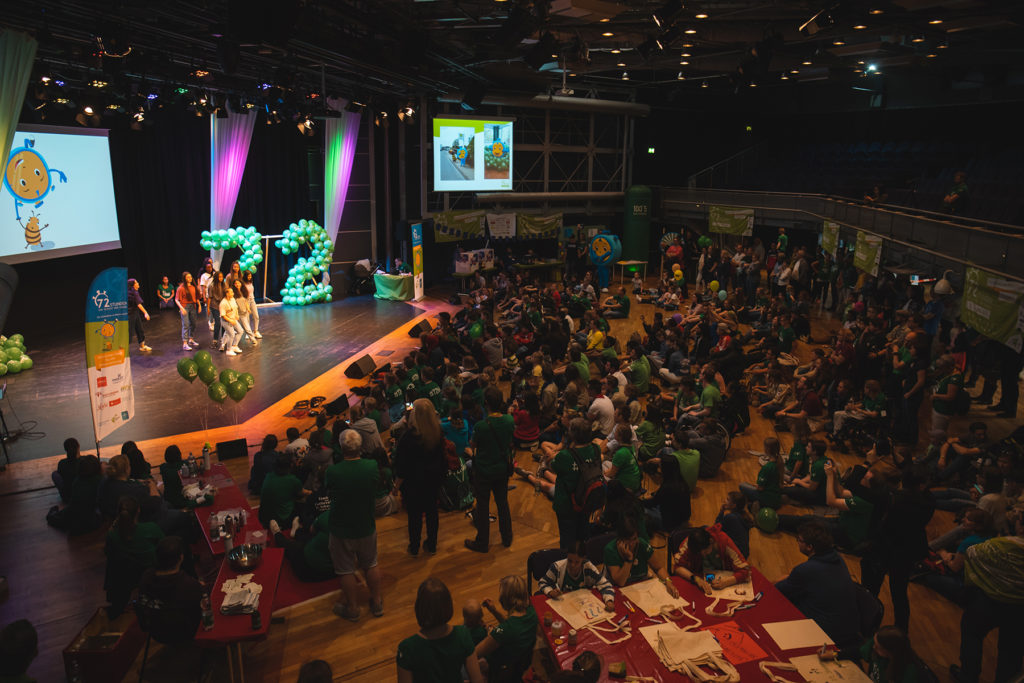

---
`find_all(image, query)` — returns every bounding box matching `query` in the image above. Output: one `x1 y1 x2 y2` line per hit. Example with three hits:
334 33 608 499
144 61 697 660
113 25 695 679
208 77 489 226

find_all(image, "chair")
585 532 616 568
526 548 567 595
666 527 693 573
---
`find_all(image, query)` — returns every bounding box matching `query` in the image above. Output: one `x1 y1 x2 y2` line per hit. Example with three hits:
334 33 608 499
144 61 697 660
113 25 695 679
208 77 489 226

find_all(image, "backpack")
570 447 606 516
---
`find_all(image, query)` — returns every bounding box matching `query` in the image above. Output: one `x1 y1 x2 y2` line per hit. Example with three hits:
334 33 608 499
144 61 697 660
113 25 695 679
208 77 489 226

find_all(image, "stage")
1 295 432 464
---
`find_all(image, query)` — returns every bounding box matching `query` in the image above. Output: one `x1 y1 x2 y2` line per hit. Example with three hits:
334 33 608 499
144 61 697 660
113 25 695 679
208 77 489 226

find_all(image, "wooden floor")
0 289 1019 683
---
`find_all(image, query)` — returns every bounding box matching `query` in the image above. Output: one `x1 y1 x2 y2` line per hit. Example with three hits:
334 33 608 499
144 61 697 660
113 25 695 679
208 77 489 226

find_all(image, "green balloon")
177 358 199 382
240 372 255 390
227 379 248 402
756 507 779 533
193 350 213 367
19 356 33 371
5 359 21 374
208 381 228 403
8 334 24 345
0 362 7 376
198 363 217 385
219 369 239 386
5 347 22 361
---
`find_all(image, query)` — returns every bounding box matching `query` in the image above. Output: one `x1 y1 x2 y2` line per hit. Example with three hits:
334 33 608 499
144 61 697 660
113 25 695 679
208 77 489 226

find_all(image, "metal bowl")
226 544 263 572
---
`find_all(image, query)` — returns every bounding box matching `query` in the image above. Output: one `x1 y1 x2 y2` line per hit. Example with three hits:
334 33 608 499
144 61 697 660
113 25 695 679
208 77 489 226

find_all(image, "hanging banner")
853 231 882 276
85 267 134 443
821 221 839 257
962 267 1024 353
709 205 754 236
486 213 517 239
517 213 562 238
433 209 485 243
411 222 424 301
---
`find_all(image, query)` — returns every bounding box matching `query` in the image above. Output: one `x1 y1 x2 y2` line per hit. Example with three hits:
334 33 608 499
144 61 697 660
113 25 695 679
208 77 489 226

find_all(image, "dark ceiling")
6 0 1024 121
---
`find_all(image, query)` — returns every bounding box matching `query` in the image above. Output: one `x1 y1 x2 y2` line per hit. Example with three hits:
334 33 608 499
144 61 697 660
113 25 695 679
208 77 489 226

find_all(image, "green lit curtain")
323 97 362 244
0 31 38 177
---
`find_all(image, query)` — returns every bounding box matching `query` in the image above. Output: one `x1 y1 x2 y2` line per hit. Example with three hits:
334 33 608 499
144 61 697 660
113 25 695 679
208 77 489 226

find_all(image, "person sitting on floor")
671 525 750 594
159 446 188 509
536 540 616 610
249 434 281 495
46 455 102 536
52 437 81 502
137 536 202 644
259 453 309 534
603 517 679 595
269 510 336 583
475 575 539 682
0 619 38 683
715 491 755 559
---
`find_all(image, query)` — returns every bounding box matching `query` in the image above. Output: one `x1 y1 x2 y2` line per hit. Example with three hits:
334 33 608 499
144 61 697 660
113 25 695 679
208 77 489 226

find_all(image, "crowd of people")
21 229 1024 683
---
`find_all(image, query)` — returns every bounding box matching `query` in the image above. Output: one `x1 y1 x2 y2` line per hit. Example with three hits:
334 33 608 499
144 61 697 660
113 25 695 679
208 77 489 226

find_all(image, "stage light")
344 100 365 113
681 52 691 57
611 48 621 54
40 75 51 84
701 81 708 88
911 35 925 43
780 74 789 80
193 69 210 77
937 41 949 49
866 63 878 72
832 38 845 45
397 105 416 124
648 146 655 153
684 28 697 34
375 111 389 128
929 19 942 24
297 117 314 136
853 24 866 30
147 92 158 100
617 62 626 67
602 31 614 37
175 87 189 95
83 105 94 115
680 60 689 65
55 79 65 87
695 13 708 19
600 18 610 22
676 72 684 80
683 42 694 48
89 79 107 88
869 8 883 14
652 0 682 28
621 71 629 80
802 60 813 65
926 53 937 58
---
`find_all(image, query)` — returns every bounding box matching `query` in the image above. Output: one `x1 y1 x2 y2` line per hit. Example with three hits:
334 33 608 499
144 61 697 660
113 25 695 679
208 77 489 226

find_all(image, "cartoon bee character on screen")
4 138 67 223
18 210 48 250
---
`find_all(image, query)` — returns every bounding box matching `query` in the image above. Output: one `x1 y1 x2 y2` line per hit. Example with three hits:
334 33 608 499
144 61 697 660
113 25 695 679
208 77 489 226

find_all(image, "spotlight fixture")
89 79 108 88
397 105 416 124
695 13 708 19
192 69 210 78
344 100 365 113
83 105 94 115
651 0 682 29
680 60 689 65
911 35 925 43
621 71 629 80
297 117 314 136
40 75 51 84
602 31 614 37
866 63 878 72
676 72 685 79
375 111 389 128
749 82 757 87
611 48 621 54
929 19 942 24
832 38 845 45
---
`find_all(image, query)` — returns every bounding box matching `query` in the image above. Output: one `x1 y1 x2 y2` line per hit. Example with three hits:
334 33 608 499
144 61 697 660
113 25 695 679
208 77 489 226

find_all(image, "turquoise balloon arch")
275 219 334 306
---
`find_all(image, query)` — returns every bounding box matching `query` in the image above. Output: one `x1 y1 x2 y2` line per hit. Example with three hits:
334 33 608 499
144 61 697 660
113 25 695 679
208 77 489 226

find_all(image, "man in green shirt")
667 429 701 490
260 457 306 528
569 346 591 383
325 429 383 621
679 368 720 427
776 313 796 354
628 342 651 393
603 286 631 319
417 366 443 411
466 387 515 553
603 517 679 593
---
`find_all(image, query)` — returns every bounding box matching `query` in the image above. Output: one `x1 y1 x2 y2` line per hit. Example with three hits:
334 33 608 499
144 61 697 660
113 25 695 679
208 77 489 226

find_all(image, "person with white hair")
325 429 384 621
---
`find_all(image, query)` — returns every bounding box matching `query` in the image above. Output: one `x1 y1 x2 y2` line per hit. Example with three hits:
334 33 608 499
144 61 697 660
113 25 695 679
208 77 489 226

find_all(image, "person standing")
465 387 515 553
325 429 383 621
127 278 152 353
231 280 257 345
241 270 262 339
550 418 601 551
219 286 243 356
207 270 227 350
393 399 447 556
198 258 215 330
174 271 201 351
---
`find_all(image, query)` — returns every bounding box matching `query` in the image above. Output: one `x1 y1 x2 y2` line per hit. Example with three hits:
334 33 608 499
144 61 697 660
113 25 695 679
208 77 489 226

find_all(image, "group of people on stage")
125 258 263 355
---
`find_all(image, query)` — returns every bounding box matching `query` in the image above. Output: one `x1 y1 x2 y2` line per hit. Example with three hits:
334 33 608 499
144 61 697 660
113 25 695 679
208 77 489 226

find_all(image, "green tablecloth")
374 274 415 301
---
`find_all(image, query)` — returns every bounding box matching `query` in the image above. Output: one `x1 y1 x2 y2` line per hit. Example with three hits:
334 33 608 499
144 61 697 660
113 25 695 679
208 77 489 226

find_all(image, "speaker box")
215 438 249 461
408 319 432 337
344 354 377 379
325 393 350 416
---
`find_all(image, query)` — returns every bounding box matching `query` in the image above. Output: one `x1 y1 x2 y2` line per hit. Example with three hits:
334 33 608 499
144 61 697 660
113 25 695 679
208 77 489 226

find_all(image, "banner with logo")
85 267 134 443
821 221 839 257
433 209 485 242
517 213 562 238
708 205 754 236
411 222 424 301
962 267 1024 353
853 231 882 276
486 213 516 239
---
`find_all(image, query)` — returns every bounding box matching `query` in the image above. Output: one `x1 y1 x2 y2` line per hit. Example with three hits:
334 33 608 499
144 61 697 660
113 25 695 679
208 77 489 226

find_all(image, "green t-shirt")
756 461 783 509
932 372 963 416
572 359 591 384
419 381 443 410
260 472 303 523
468 320 484 340
808 458 827 489
700 382 722 418
401 378 418 397
106 521 164 568
551 444 600 517
326 458 378 539
777 326 795 353
863 393 887 414
671 448 700 490
603 538 654 584
407 365 422 385
839 495 874 546
611 446 642 491
597 317 610 333
615 294 631 316
303 512 334 576
635 420 664 462
675 389 698 411
396 625 475 681
785 441 808 474
777 233 789 252
157 283 174 300
473 414 515 480
631 355 651 393
601 346 619 362
385 383 405 406
893 347 911 376
487 606 538 673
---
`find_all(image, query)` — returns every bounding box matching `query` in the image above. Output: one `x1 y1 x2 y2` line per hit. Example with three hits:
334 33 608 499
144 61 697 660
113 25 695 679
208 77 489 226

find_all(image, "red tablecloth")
533 568 820 681
195 547 283 646
188 464 263 556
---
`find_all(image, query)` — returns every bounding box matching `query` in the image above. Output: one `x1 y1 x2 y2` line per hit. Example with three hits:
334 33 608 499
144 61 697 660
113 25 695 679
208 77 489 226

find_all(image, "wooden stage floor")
0 295 427 464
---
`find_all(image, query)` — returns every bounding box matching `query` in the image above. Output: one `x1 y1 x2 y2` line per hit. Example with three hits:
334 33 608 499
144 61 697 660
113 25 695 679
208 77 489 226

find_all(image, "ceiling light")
192 69 209 78
683 42 694 48
749 82 757 87
695 13 708 19
853 24 867 30
929 19 942 24
790 69 799 74
937 41 949 49
602 31 614 37
926 53 937 58
832 38 845 45
551 53 557 58
600 17 610 22
89 79 107 88
858 60 865 64
621 71 629 80
911 35 925 43
677 72 685 79
701 81 708 88
83 105 94 115
680 60 689 65
866 63 878 72
617 62 626 67
802 60 812 65
569 72 576 76
40 75 51 84
611 48 621 54
681 52 691 57
684 28 697 34
869 8 883 14
780 74 789 80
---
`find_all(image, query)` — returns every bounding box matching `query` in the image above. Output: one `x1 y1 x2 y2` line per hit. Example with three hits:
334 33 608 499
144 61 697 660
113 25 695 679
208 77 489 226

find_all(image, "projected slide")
1 125 121 264
433 117 513 192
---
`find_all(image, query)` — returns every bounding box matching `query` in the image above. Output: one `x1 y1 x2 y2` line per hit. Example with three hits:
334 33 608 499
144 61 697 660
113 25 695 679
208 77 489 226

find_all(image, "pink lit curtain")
0 31 38 174
209 107 257 268
323 97 362 244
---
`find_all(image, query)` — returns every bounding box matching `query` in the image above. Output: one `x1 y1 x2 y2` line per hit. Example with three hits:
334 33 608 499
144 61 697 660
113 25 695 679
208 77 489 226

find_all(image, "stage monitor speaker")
325 393 350 416
215 438 249 461
408 319 432 337
344 354 376 379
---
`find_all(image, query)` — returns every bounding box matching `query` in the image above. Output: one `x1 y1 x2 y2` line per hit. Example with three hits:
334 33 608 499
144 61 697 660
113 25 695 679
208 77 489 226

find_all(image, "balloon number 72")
275 219 334 306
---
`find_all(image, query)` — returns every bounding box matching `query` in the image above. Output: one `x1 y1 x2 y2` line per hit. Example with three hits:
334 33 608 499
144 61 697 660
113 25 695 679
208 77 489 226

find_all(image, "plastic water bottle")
187 453 198 477
201 594 215 630
202 443 211 472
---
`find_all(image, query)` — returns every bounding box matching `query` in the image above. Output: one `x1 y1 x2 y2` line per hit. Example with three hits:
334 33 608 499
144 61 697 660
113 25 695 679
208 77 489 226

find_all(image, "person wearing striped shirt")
537 541 616 610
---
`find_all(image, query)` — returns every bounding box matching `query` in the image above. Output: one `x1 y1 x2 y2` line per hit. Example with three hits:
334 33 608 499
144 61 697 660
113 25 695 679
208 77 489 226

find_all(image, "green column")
623 185 652 261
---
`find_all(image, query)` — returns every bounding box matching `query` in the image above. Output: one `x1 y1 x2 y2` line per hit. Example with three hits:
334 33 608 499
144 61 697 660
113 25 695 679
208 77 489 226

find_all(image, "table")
514 260 565 282
196 548 284 683
373 273 414 301
188 464 263 557
533 569 819 682
616 259 649 284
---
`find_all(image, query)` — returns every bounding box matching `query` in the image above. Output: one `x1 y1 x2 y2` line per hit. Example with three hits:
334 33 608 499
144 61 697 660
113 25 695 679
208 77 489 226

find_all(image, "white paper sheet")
544 589 608 630
619 578 690 617
790 654 873 683
763 619 834 651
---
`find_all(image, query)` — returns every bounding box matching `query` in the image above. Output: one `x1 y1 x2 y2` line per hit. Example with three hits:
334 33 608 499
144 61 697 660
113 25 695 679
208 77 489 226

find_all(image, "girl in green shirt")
739 437 784 509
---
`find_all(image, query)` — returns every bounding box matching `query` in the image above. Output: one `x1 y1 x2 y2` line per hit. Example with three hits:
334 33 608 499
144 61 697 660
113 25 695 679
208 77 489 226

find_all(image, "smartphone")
705 573 716 582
